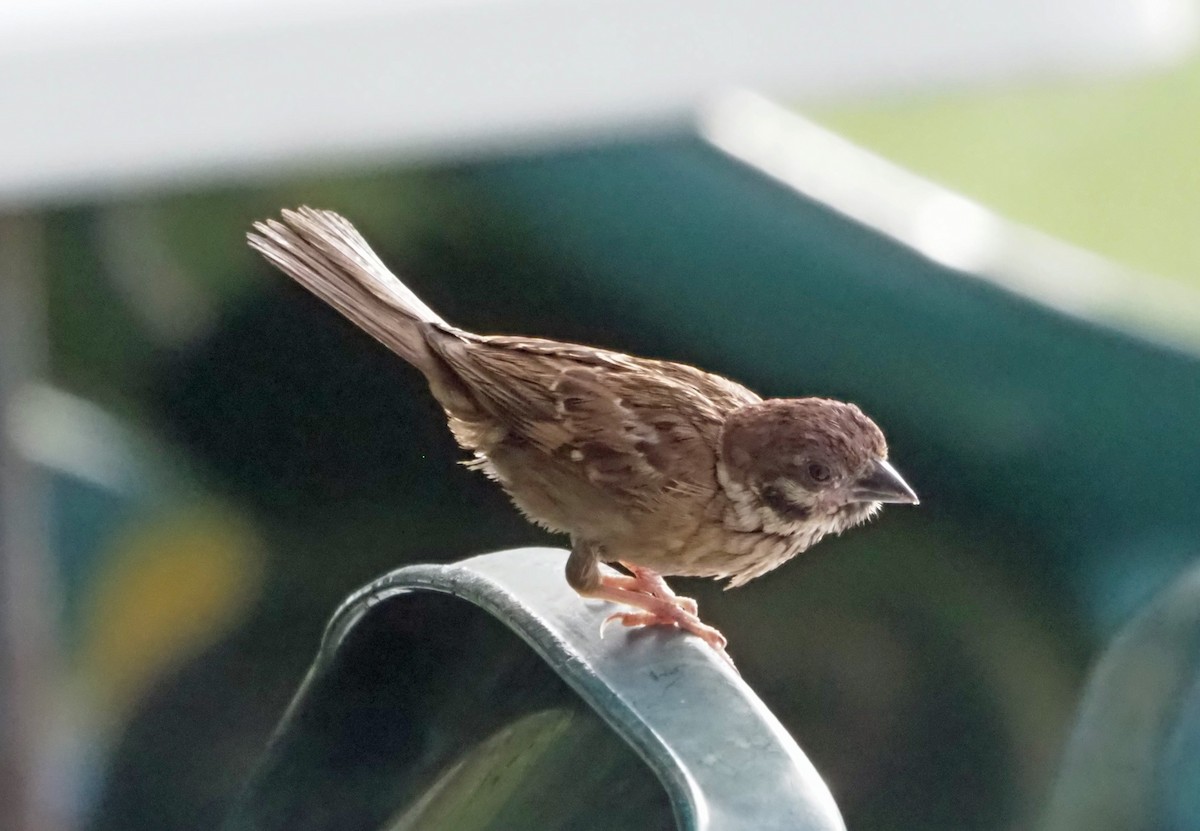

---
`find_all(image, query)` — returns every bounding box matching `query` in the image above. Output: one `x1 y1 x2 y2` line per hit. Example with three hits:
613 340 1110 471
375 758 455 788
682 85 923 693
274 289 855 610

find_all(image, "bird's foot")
601 608 728 653
614 562 699 616
587 575 733 666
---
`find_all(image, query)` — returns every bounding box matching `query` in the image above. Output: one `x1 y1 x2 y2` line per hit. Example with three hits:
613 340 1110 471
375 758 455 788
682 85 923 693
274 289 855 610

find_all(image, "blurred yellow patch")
78 506 263 728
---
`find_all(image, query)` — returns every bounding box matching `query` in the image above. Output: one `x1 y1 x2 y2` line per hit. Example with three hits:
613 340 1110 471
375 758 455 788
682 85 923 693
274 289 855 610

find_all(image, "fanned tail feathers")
247 206 445 369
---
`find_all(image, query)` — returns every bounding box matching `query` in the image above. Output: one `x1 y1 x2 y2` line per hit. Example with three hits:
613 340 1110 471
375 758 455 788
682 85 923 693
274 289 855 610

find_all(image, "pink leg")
581 577 730 660
617 562 700 616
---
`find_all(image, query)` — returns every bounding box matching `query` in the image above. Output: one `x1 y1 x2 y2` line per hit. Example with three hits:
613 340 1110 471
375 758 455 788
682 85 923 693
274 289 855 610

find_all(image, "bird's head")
718 397 918 535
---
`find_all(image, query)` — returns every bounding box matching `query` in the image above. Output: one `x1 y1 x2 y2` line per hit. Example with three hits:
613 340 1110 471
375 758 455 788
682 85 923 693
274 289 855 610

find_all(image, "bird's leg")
566 541 730 660
590 579 730 654
617 562 699 616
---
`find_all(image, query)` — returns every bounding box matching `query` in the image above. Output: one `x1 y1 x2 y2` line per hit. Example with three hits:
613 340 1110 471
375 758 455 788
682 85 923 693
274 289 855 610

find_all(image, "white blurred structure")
700 90 1200 352
1 0 1196 205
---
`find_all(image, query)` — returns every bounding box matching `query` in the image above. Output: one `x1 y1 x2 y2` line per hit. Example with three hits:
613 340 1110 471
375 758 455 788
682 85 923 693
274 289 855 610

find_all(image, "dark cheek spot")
760 484 811 521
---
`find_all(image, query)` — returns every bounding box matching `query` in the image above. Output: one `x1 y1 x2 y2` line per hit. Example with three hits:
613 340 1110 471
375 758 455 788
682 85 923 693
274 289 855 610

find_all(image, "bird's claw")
591 567 734 668
600 610 658 635
617 562 700 615
599 607 730 654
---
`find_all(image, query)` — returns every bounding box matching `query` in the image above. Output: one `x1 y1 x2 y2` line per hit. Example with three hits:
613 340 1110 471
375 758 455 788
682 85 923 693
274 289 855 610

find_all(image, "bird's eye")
808 463 831 484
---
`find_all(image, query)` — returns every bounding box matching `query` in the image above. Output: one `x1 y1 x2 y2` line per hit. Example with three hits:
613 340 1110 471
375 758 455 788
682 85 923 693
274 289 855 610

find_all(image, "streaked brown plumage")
248 207 918 661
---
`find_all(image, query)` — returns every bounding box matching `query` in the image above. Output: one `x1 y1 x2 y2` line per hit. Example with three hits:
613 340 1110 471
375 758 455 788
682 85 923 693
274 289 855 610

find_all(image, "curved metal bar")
318 547 845 831
1043 562 1200 831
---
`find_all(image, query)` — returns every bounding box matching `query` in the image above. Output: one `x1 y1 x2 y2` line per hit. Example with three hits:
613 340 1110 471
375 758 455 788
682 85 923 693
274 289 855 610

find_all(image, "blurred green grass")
812 58 1200 287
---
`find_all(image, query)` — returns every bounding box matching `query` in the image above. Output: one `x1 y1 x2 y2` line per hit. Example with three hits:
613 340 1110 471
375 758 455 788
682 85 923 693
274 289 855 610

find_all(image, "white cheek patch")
718 463 819 536
774 477 812 505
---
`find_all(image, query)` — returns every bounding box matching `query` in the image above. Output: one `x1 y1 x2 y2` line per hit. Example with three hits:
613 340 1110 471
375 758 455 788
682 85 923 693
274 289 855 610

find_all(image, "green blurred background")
4 6 1200 831
815 58 1200 289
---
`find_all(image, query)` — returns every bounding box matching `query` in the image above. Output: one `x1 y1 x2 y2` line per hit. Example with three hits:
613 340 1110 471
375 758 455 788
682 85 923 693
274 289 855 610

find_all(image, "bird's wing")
428 332 760 505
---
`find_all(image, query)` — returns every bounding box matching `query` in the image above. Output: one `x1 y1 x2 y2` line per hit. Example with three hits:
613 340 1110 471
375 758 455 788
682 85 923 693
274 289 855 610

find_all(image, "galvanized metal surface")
307 547 845 831
1044 561 1200 831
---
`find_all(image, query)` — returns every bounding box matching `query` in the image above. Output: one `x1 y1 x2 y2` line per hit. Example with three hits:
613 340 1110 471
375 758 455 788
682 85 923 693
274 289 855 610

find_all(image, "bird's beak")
852 459 919 505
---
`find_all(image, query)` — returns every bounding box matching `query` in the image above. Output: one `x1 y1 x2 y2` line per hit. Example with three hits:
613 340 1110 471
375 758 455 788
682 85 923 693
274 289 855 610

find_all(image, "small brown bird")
249 207 918 660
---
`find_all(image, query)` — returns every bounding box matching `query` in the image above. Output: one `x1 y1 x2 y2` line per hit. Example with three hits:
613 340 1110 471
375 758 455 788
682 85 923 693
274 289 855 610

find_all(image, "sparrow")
248 207 918 662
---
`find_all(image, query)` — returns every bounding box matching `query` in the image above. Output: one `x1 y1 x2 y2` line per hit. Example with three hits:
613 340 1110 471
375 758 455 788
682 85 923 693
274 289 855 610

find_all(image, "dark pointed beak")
852 459 919 505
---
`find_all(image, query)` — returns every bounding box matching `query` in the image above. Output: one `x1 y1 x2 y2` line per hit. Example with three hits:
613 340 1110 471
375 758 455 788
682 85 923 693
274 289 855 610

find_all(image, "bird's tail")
248 206 446 371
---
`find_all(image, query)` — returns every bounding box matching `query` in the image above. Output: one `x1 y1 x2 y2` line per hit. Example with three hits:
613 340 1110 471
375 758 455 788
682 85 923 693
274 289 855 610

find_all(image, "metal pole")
0 212 62 831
